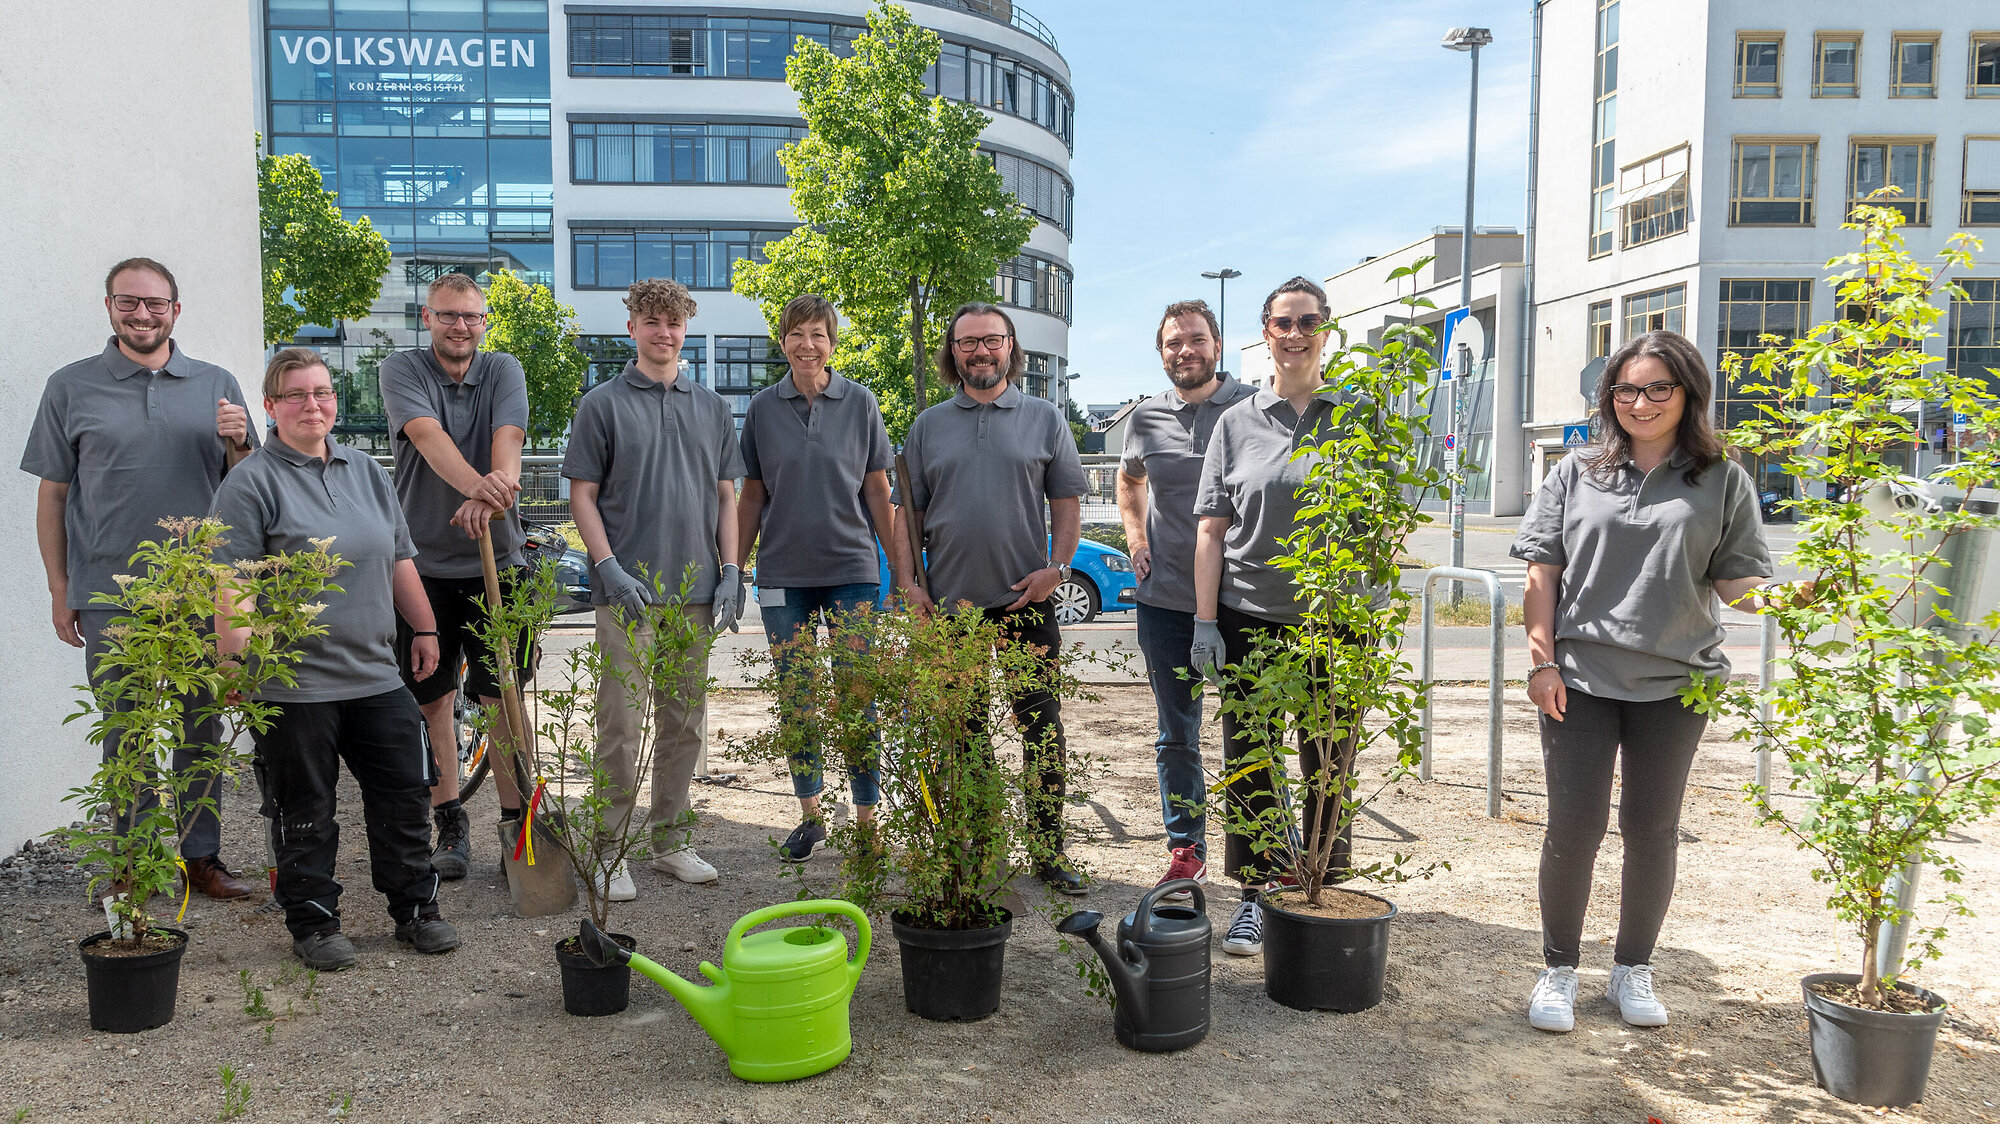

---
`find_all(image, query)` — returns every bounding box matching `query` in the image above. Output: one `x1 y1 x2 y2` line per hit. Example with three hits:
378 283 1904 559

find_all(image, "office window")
570 121 804 186
992 253 1073 323
1619 145 1690 247
1718 279 1811 392
1971 34 2000 97
577 334 705 388
713 336 783 423
1734 33 1782 97
1623 285 1685 340
571 226 785 290
1731 139 1816 225
1849 139 1933 225
1814 33 1859 96
1588 301 1613 361
1891 33 1938 97
1949 280 2000 391
1966 138 2000 225
1589 0 1620 257
1023 352 1055 401
992 151 1074 234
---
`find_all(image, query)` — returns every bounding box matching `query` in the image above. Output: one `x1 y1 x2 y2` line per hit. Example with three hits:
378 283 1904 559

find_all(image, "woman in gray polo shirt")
1511 330 1773 1034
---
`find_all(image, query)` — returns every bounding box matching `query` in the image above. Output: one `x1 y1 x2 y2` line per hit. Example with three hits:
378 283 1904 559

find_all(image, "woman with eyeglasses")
1511 330 1773 1033
211 348 459 971
1189 275 1357 958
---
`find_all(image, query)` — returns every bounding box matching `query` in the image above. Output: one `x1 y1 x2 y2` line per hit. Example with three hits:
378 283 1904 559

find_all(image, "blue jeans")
762 583 882 806
1136 602 1205 859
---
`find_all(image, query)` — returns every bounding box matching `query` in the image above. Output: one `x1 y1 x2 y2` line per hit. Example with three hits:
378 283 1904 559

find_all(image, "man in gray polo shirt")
377 272 530 880
21 256 259 902
563 278 743 894
1115 298 1256 897
890 302 1088 896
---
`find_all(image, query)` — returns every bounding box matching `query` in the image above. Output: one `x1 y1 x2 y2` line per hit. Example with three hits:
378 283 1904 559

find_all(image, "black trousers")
252 687 440 938
1217 603 1357 888
1537 688 1706 968
975 599 1069 852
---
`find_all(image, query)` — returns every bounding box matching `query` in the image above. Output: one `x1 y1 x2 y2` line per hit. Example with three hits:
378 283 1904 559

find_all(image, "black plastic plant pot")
78 927 189 1034
891 908 1012 1022
1802 972 1947 1108
555 932 636 1017
1260 890 1396 1013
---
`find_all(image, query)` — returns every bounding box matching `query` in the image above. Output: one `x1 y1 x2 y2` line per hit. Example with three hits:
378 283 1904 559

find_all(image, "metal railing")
1416 566 1508 818
913 0 1060 51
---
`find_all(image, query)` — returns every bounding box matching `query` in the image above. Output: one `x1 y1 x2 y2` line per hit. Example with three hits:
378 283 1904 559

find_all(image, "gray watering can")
1056 878 1210 1051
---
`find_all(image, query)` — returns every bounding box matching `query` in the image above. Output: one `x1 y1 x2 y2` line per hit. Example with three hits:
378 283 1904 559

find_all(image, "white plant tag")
756 586 785 609
103 893 132 940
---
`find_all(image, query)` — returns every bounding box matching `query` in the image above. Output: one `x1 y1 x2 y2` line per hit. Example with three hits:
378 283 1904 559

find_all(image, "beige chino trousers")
594 603 711 853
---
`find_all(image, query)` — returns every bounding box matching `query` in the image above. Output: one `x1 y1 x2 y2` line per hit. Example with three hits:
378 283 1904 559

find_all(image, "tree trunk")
908 278 929 415
1859 926 1882 1007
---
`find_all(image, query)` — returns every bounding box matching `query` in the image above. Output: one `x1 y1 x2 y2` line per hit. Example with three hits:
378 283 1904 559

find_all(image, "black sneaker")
1035 859 1089 898
293 930 358 971
778 819 827 863
431 804 471 881
394 915 461 954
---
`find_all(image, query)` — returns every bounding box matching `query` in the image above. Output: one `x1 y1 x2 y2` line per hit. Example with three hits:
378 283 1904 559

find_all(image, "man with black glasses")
22 256 260 903
377 272 530 880
890 302 1089 896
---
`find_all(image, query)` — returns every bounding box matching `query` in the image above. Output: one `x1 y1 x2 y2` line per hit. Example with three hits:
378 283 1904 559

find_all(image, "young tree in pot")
1687 206 2000 1108
1210 281 1449 1013
737 603 1088 1022
58 517 338 1033
475 562 716 1016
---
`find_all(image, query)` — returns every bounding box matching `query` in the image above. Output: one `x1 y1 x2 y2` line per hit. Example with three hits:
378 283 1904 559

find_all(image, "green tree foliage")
732 3 1037 438
481 269 589 447
1686 206 2000 1008
257 142 390 346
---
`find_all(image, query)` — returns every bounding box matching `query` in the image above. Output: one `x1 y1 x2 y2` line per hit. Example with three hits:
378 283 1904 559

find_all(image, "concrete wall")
0 1 266 848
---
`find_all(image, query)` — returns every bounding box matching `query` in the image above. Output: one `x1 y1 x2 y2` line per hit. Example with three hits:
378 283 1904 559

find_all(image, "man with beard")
1115 299 1257 899
22 257 260 902
377 272 530 880
890 302 1089 896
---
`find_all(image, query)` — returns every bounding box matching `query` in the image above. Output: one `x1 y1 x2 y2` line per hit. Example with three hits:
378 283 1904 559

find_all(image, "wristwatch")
1054 561 1071 581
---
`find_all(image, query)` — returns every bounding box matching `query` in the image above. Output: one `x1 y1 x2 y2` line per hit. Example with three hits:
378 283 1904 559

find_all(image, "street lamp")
1201 268 1242 374
1441 26 1492 601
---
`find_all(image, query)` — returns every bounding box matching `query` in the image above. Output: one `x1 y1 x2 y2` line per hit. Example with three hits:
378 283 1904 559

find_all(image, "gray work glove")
1190 617 1226 686
712 563 745 633
595 557 651 618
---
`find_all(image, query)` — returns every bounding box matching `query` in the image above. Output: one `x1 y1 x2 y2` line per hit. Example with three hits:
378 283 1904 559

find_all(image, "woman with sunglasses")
1511 330 1772 1033
1189 275 1356 957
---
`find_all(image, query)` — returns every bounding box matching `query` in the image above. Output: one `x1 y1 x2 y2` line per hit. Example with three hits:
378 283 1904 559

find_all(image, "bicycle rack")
1417 566 1507 818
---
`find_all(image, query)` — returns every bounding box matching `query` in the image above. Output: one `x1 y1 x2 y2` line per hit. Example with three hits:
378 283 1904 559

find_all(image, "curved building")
256 0 1074 440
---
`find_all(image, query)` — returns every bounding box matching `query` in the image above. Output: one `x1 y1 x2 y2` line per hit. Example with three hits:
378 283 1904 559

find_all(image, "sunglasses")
1266 314 1325 334
1610 381 1682 405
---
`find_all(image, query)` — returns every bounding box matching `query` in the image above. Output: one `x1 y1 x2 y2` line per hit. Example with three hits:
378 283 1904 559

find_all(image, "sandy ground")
2 685 1997 1123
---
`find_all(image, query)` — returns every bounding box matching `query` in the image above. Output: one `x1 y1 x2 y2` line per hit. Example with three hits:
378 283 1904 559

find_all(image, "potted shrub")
58 517 337 1033
1688 205 2000 1108
476 563 716 1016
737 604 1089 1022
1212 277 1448 1013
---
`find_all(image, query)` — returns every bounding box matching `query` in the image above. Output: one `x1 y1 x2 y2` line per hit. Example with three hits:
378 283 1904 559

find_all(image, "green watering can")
578 899 870 1082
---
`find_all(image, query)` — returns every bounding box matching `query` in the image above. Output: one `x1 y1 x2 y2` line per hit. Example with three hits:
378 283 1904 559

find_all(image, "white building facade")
1527 0 2000 495
257 0 1074 438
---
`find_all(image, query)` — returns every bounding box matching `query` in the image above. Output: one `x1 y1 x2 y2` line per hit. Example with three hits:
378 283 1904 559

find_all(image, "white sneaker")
597 861 637 902
648 847 719 885
1528 966 1579 1032
1221 899 1263 956
1607 964 1669 1026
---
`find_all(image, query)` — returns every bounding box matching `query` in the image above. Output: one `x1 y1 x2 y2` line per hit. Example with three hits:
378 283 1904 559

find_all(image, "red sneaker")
1154 846 1207 903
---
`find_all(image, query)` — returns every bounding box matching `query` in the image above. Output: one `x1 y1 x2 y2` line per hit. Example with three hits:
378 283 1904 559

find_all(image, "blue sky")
1051 1 1535 406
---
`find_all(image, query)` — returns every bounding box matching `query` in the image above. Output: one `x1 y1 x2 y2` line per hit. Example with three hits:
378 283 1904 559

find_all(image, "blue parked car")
753 536 1137 625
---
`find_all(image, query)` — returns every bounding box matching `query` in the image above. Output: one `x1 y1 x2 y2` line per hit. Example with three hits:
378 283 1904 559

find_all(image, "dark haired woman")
1190 275 1351 958
1511 330 1773 1032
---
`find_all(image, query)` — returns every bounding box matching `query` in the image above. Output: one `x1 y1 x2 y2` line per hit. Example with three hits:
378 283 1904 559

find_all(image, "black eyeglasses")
1266 314 1325 334
277 388 337 405
111 295 173 314
428 309 487 327
952 334 1013 352
1609 380 1682 405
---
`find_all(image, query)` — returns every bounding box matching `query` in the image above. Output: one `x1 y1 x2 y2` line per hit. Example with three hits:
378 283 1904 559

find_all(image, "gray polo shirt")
209 437 415 704
20 338 258 609
379 348 529 578
562 363 745 605
740 371 892 588
1120 374 1258 613
893 384 1088 610
1192 388 1346 625
1510 449 1773 702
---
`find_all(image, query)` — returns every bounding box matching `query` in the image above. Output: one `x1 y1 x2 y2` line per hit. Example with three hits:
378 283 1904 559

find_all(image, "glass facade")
570 226 784 291
571 121 804 185
265 0 555 447
993 252 1073 323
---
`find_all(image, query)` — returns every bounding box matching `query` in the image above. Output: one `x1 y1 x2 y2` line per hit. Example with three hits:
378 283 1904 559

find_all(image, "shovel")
480 516 577 918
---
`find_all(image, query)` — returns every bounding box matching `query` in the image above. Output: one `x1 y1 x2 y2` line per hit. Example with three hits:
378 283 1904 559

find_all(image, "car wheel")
1051 577 1099 625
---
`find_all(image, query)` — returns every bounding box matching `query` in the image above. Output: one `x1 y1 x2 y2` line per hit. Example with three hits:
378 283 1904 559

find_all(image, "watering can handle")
1128 878 1206 945
724 899 873 977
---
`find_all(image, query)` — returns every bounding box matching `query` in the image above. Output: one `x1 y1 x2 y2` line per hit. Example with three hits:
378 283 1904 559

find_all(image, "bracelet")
411 630 439 637
1528 661 1559 677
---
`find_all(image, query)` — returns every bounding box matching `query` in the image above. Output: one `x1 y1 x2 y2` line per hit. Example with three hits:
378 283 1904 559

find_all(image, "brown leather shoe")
184 856 255 901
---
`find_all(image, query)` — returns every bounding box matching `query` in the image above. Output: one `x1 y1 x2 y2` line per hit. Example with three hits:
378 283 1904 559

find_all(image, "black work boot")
395 913 460 954
431 802 471 881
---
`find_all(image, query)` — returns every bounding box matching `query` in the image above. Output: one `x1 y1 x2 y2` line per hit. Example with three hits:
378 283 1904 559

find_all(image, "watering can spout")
1056 909 1149 1029
580 920 736 1048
